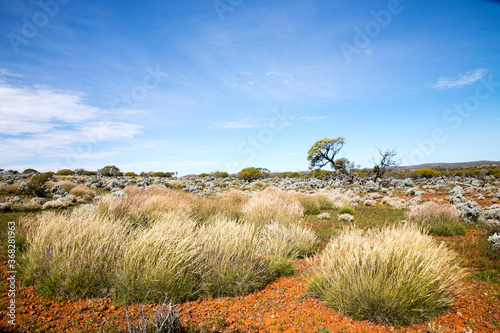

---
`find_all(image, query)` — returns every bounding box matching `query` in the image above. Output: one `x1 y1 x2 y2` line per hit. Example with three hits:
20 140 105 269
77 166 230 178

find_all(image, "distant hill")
397 160 500 171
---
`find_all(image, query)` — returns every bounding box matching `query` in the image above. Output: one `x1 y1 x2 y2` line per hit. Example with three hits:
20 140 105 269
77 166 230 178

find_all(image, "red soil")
1 252 499 332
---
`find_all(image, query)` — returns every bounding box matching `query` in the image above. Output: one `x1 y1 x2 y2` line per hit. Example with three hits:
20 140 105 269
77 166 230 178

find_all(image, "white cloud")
0 80 142 164
432 69 488 89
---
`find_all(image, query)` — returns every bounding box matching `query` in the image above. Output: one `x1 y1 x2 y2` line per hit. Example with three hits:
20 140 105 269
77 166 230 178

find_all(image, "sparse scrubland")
1 164 500 331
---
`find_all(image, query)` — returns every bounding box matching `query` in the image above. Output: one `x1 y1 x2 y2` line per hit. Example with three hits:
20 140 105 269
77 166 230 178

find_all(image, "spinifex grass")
19 205 318 303
408 202 466 237
307 224 465 326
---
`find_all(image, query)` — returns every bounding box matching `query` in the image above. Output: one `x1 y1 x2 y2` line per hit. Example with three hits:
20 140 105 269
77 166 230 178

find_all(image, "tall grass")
20 201 318 303
69 185 95 198
100 186 246 223
21 211 127 297
408 202 465 237
243 187 304 227
307 224 465 325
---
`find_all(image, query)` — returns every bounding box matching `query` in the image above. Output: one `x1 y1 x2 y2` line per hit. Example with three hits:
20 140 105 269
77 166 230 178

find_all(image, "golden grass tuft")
242 187 304 227
307 224 465 325
69 185 95 197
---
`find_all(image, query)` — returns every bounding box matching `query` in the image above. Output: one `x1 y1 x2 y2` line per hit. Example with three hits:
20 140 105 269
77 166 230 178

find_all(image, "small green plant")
337 205 355 216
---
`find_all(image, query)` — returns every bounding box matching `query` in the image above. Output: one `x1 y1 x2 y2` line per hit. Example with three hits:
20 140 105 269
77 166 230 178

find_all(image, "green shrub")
55 169 75 176
338 205 355 216
22 173 52 197
307 224 465 325
237 167 270 182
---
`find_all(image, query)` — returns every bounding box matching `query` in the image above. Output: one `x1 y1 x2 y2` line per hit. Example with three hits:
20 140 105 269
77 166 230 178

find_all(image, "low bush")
408 202 465 237
338 205 355 216
22 173 52 197
307 224 465 325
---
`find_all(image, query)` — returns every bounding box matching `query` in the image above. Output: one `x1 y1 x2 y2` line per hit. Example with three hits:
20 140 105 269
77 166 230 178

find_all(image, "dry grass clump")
315 193 335 210
259 221 318 259
243 187 304 227
100 186 247 223
117 212 201 302
251 180 267 190
20 206 317 303
21 211 127 298
69 185 95 198
54 181 79 192
0 183 20 194
295 193 321 215
408 202 466 237
307 224 465 326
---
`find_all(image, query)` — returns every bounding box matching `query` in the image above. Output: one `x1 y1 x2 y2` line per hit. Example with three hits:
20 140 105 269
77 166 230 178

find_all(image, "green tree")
237 167 270 182
74 168 86 176
23 168 39 175
307 137 345 169
98 165 120 177
56 169 75 175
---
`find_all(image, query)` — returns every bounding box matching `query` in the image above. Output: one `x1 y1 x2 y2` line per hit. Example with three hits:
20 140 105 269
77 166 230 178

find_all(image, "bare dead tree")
372 147 401 180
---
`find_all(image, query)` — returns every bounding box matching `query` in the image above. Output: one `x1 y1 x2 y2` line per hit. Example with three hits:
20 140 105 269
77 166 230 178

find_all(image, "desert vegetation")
1 162 500 331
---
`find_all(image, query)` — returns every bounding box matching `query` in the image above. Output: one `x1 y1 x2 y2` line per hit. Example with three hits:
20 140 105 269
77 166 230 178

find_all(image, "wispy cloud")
432 69 488 89
0 79 141 164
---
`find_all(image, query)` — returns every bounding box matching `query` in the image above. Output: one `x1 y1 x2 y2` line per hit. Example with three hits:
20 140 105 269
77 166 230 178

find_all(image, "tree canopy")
307 137 346 169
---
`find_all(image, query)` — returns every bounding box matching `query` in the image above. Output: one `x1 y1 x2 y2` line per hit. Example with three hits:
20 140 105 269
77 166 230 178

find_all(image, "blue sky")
1 0 499 175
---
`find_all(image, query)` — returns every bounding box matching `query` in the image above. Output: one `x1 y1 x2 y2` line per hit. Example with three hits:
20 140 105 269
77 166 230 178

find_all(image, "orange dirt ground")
1 251 499 333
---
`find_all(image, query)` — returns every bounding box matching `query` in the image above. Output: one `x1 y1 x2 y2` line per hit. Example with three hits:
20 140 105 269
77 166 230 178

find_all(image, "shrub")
338 205 355 216
307 224 465 325
98 165 120 177
55 169 75 176
237 167 270 182
317 212 331 219
408 202 466 237
22 173 52 197
243 187 304 227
